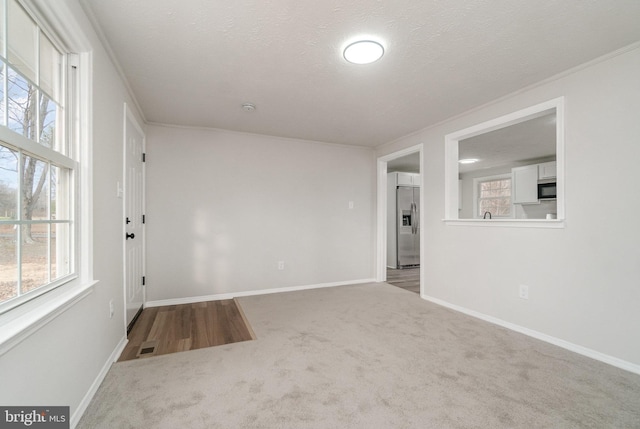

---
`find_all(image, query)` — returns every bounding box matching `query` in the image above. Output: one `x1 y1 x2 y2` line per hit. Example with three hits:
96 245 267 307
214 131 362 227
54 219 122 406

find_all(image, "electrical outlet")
278 261 285 270
519 284 529 300
109 299 114 318
348 201 355 209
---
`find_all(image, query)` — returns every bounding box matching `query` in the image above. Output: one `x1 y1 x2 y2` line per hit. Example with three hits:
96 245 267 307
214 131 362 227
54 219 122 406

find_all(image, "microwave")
538 182 557 199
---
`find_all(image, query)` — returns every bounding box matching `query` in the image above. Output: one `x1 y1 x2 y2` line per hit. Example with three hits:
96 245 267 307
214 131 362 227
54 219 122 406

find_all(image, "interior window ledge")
444 219 565 228
0 280 99 357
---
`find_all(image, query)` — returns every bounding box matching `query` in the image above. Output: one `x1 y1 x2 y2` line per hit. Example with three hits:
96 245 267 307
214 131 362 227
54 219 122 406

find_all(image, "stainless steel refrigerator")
395 186 420 267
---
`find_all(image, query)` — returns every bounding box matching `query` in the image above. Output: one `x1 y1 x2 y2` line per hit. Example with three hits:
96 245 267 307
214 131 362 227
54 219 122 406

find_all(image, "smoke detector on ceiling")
242 103 256 112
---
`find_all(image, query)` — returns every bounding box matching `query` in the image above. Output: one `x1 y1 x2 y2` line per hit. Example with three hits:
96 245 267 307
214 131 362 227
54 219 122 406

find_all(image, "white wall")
0 0 144 424
377 45 640 367
145 125 375 302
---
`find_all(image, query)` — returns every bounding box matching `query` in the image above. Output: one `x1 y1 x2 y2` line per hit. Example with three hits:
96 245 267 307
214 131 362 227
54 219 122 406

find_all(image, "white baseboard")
421 294 640 376
145 278 376 308
71 335 128 428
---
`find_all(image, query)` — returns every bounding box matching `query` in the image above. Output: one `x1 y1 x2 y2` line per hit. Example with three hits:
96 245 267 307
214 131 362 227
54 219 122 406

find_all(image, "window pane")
0 227 17 302
0 61 5 125
7 66 37 139
50 165 71 221
0 0 5 58
21 222 48 293
21 155 48 223
50 164 58 220
0 1 74 310
40 34 63 103
51 222 70 280
8 0 37 82
39 92 59 149
0 223 18 304
0 145 18 219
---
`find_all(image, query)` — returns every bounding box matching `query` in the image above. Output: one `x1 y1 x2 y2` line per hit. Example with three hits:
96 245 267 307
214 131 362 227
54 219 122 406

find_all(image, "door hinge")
142 276 146 286
142 214 146 224
142 153 146 162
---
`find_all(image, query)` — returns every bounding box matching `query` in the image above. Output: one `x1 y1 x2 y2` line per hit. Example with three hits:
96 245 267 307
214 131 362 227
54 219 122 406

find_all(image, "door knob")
126 233 135 240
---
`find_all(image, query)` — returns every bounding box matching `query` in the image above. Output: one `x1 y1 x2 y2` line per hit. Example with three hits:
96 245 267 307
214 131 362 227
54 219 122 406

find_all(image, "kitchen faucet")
483 211 492 219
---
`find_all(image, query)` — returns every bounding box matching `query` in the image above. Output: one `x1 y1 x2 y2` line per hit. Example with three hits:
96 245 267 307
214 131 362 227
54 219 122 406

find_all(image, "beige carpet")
78 283 640 428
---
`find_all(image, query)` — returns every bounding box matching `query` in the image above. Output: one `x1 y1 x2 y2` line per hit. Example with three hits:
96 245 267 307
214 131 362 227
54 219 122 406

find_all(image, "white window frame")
444 97 565 228
472 174 514 219
0 0 95 355
0 0 76 313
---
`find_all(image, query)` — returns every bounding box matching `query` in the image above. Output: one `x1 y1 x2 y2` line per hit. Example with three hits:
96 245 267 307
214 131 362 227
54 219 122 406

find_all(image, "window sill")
444 219 565 228
0 280 98 357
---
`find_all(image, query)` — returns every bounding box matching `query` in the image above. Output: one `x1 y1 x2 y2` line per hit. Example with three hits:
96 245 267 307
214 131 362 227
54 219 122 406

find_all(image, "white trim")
78 51 94 283
144 278 376 308
377 144 423 162
444 219 565 228
376 159 388 282
147 121 373 151
421 294 640 376
444 97 565 222
0 280 97 356
71 335 127 429
0 117 76 169
24 0 92 52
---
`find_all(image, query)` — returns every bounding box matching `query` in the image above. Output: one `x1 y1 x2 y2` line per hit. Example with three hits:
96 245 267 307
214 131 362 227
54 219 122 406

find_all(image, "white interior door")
124 105 145 329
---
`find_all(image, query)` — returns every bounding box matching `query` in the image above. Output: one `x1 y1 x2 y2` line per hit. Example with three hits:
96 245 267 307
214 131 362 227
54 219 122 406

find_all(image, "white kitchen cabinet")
394 172 420 187
512 165 538 204
538 161 557 179
396 173 413 186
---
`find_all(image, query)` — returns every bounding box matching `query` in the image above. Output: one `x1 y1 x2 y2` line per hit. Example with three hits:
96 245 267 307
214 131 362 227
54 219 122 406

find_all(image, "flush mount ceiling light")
459 158 479 164
241 103 256 112
343 40 384 64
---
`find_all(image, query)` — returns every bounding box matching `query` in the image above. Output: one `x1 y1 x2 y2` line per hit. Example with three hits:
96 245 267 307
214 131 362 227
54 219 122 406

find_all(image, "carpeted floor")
78 282 640 428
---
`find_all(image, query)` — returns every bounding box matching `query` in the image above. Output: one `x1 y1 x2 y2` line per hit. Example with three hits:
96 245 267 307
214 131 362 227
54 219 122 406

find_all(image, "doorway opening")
376 144 423 296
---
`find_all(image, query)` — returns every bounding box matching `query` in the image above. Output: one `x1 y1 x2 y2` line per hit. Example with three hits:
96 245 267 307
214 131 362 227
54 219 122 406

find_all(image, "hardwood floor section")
119 299 255 362
387 267 420 294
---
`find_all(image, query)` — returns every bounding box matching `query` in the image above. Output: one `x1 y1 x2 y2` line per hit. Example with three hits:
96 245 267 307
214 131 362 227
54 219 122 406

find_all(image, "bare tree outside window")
0 0 73 309
3 66 56 242
478 178 512 217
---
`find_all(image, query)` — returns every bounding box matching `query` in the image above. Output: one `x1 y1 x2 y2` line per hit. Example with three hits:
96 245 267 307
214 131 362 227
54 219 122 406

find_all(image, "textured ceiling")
80 0 640 147
459 113 556 174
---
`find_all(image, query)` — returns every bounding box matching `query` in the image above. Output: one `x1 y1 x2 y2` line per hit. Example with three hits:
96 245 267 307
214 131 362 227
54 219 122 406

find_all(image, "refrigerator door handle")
410 202 416 234
414 202 419 234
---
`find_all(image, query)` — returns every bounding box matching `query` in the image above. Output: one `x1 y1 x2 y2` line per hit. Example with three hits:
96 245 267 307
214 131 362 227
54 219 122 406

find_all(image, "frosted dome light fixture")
459 158 479 164
343 40 384 64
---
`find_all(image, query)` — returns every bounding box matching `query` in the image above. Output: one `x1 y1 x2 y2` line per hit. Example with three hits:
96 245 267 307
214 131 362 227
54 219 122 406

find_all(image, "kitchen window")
0 0 77 313
473 175 512 218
